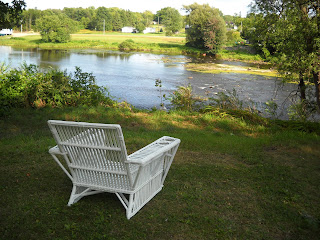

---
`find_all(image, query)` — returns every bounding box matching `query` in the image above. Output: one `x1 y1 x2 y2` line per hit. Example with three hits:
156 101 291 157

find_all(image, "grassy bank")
0 33 264 61
0 33 199 54
218 47 264 63
1 106 319 239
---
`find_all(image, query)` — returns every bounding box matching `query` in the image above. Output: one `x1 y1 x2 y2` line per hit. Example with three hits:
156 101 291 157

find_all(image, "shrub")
226 30 244 44
288 99 317 122
36 15 78 43
0 64 114 114
168 85 203 111
118 39 137 51
209 89 243 110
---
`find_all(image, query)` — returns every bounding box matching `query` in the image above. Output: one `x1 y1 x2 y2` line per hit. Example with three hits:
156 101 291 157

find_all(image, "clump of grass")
218 48 264 62
168 85 204 111
118 39 137 51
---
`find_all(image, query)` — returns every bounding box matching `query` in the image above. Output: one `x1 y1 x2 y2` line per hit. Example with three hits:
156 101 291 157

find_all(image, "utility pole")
158 16 159 33
103 19 105 34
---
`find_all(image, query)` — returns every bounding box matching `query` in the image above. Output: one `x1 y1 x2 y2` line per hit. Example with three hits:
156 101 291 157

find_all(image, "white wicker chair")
48 120 180 219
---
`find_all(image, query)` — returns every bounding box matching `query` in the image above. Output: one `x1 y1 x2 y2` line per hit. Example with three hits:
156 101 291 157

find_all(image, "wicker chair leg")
126 183 164 219
68 185 103 206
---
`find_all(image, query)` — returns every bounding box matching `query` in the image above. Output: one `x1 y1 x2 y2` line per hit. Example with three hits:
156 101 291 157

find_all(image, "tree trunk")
313 71 320 112
298 72 306 100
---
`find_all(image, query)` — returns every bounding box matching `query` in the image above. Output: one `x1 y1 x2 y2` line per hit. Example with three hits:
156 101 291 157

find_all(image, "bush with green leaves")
288 99 318 122
0 64 114 114
36 14 78 43
161 7 182 36
209 89 243 110
226 30 244 44
168 85 203 111
184 3 226 54
118 39 137 51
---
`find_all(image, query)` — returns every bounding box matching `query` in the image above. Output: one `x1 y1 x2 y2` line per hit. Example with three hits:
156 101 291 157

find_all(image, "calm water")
0 46 298 115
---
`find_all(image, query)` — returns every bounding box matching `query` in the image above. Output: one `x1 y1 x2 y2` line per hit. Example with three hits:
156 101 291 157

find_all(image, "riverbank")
0 32 264 62
0 32 197 54
1 106 319 239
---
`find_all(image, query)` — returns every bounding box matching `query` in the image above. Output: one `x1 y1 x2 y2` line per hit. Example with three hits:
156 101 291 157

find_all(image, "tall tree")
159 7 182 36
112 10 123 31
142 10 154 27
251 0 320 111
183 3 226 54
0 0 26 29
21 8 41 31
36 14 78 43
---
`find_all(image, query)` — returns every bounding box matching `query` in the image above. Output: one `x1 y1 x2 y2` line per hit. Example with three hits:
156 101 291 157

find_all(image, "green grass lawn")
1 106 319 239
0 33 194 54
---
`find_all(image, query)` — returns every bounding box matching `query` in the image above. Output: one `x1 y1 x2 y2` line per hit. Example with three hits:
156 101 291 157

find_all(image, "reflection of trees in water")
40 50 71 62
46 49 135 61
93 51 134 61
37 49 135 69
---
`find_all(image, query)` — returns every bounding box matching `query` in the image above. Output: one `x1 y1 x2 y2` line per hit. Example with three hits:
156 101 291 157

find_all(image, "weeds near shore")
0 64 114 116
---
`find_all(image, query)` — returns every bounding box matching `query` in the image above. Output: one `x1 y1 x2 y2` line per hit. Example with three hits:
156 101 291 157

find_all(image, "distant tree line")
2 1 239 52
20 6 184 34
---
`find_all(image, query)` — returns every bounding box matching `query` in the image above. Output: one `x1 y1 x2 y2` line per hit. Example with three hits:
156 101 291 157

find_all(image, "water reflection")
0 46 297 116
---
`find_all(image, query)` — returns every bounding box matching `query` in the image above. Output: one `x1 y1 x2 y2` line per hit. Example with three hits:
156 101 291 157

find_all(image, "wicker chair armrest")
127 136 180 166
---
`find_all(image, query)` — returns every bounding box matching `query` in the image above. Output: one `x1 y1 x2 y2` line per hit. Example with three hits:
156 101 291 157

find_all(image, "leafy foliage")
226 30 244 44
155 79 166 108
0 64 114 114
118 39 136 50
157 7 182 36
0 0 25 29
183 3 226 54
36 14 78 43
59 7 153 32
135 22 146 33
288 99 318 122
244 1 320 110
209 89 244 110
203 15 227 53
168 85 203 111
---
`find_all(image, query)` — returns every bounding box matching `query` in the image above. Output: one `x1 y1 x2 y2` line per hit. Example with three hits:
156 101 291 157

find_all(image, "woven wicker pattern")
48 120 180 219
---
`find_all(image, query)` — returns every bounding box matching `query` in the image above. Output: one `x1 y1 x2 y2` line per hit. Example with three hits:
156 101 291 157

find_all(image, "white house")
122 26 134 33
143 27 156 34
0 29 13 35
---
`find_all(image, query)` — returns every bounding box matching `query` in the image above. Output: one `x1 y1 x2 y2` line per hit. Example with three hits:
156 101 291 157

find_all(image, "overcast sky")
4 0 253 16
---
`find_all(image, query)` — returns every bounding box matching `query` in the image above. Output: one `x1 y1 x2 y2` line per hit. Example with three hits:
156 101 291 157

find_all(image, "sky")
4 0 253 16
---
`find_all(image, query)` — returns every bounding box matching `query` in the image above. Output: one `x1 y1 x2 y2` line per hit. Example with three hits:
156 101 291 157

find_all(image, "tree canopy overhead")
247 0 320 111
0 0 26 29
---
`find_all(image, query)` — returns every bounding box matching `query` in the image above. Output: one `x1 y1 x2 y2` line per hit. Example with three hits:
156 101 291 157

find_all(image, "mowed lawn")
1 107 319 239
72 32 186 44
0 32 189 53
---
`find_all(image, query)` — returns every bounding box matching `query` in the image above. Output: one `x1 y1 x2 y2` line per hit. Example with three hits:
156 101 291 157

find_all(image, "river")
0 46 299 118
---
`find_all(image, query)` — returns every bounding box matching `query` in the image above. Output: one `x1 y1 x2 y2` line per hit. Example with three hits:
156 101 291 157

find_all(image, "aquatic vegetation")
185 62 278 77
